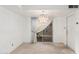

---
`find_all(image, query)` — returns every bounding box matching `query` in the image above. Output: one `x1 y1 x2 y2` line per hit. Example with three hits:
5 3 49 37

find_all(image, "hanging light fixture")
38 10 49 23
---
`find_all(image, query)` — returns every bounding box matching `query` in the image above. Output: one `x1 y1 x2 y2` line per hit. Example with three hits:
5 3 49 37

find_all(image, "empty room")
0 5 79 54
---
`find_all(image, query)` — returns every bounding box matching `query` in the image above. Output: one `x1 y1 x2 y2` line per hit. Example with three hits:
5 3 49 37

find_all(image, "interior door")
67 15 75 50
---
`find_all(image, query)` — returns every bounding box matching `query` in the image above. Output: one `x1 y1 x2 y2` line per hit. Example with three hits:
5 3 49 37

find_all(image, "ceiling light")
38 14 49 23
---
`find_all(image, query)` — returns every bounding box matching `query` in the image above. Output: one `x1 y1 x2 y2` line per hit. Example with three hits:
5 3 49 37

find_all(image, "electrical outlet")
76 22 79 24
11 42 14 47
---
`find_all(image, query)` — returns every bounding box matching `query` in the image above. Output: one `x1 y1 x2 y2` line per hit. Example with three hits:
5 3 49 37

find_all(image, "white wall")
0 7 25 53
24 17 32 43
53 17 66 44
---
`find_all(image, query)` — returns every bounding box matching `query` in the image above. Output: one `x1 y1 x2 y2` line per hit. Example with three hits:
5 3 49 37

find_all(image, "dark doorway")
37 23 53 42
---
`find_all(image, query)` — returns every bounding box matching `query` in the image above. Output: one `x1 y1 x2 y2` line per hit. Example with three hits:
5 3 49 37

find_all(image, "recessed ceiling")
0 5 77 17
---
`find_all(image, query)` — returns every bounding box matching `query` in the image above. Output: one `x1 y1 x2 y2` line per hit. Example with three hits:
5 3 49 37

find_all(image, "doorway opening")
37 23 53 42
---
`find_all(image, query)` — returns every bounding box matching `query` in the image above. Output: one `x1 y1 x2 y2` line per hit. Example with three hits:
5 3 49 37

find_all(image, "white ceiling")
1 5 77 17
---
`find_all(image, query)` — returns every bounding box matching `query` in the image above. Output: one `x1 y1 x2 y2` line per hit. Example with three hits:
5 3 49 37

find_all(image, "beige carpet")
11 42 74 54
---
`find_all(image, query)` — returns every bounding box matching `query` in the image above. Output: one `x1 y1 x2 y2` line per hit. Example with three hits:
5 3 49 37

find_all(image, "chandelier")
38 14 49 23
